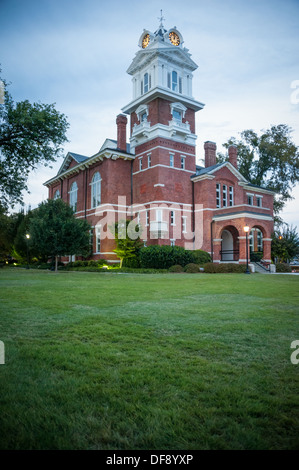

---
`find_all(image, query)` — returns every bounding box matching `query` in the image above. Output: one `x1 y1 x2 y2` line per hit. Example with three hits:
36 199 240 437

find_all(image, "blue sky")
1 0 299 226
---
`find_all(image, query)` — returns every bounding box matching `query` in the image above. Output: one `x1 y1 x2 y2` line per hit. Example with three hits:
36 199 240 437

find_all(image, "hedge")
168 264 184 273
203 263 248 273
140 245 195 269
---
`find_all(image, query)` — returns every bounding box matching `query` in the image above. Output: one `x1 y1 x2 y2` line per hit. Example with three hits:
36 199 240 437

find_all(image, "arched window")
69 182 78 212
144 73 149 93
91 172 101 208
53 189 60 200
172 71 178 91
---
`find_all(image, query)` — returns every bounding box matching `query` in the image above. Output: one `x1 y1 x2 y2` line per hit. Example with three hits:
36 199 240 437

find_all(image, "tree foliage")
29 199 91 271
112 220 143 268
271 225 299 263
0 70 69 208
217 125 299 220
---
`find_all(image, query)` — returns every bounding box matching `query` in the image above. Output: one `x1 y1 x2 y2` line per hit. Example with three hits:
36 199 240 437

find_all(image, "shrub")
250 251 263 262
203 262 247 273
275 262 292 273
184 263 200 273
190 250 211 264
122 256 141 268
140 245 194 269
203 262 218 273
168 264 184 273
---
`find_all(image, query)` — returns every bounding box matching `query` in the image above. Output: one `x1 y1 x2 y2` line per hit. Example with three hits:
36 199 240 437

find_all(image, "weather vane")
158 9 165 28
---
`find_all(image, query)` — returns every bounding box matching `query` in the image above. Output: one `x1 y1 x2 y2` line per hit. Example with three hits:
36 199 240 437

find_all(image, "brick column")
262 238 272 262
213 239 222 262
238 236 248 264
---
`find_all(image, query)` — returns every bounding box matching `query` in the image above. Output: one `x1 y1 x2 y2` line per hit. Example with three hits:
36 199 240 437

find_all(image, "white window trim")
169 154 174 168
90 172 102 209
182 216 187 234
222 184 227 207
170 210 175 226
181 156 186 170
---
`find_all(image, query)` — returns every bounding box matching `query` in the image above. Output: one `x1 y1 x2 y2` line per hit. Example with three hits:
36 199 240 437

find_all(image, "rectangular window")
139 158 143 171
216 183 221 208
181 156 185 170
223 185 227 207
149 74 151 89
146 210 149 226
141 80 143 95
229 186 234 206
248 194 253 205
170 154 174 167
170 239 175 247
170 210 175 226
157 209 162 222
167 72 171 89
95 226 101 253
173 109 182 121
182 216 187 233
256 196 262 207
147 154 151 167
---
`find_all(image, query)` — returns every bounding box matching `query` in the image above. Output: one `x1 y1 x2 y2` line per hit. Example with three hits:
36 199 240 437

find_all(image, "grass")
0 268 298 450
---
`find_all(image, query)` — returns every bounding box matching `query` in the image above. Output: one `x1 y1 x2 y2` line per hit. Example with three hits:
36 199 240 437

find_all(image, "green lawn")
0 269 298 450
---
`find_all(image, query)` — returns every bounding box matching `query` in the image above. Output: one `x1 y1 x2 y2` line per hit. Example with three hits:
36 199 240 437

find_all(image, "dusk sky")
1 0 299 227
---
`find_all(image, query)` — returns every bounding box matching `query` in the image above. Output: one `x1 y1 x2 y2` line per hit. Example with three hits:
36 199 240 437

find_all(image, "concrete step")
253 262 270 274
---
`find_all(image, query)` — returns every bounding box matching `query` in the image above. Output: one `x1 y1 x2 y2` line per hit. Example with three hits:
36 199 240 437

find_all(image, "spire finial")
158 9 165 28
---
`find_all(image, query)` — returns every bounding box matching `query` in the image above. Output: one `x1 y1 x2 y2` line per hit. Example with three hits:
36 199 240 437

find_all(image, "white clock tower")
122 14 205 153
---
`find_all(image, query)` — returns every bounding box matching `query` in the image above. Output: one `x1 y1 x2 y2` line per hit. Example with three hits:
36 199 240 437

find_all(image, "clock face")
142 34 150 49
169 31 180 46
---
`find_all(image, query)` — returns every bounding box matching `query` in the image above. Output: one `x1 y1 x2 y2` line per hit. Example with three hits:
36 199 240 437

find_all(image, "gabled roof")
57 152 89 175
191 161 248 183
191 161 275 194
100 138 131 154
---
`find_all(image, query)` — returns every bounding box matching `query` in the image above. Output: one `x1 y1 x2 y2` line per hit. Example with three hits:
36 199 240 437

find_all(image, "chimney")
204 141 217 168
116 114 127 152
228 145 238 168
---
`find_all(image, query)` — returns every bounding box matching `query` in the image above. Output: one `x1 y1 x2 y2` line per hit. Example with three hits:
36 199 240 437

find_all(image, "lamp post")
244 225 251 274
25 233 30 269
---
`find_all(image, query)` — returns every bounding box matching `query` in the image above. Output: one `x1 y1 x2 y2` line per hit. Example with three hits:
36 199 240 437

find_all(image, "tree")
0 70 69 208
112 220 143 268
217 125 299 222
271 225 299 263
29 199 91 272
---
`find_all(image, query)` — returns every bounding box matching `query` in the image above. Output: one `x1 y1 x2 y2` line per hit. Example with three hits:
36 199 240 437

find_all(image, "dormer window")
170 102 187 122
135 104 149 123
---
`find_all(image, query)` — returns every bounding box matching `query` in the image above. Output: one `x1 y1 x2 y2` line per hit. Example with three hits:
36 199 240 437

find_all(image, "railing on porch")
220 250 239 261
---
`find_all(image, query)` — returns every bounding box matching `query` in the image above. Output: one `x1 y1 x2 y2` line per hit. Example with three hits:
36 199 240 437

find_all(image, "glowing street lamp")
25 233 30 269
244 225 251 274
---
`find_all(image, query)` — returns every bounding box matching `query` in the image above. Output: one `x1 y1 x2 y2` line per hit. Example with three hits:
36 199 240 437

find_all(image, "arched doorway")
220 226 239 261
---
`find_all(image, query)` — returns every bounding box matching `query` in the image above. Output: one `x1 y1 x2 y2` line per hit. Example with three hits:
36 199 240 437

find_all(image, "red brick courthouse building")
44 19 274 264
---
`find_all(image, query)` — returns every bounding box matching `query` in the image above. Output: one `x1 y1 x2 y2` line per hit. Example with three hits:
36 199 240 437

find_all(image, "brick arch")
250 223 270 239
214 223 240 240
